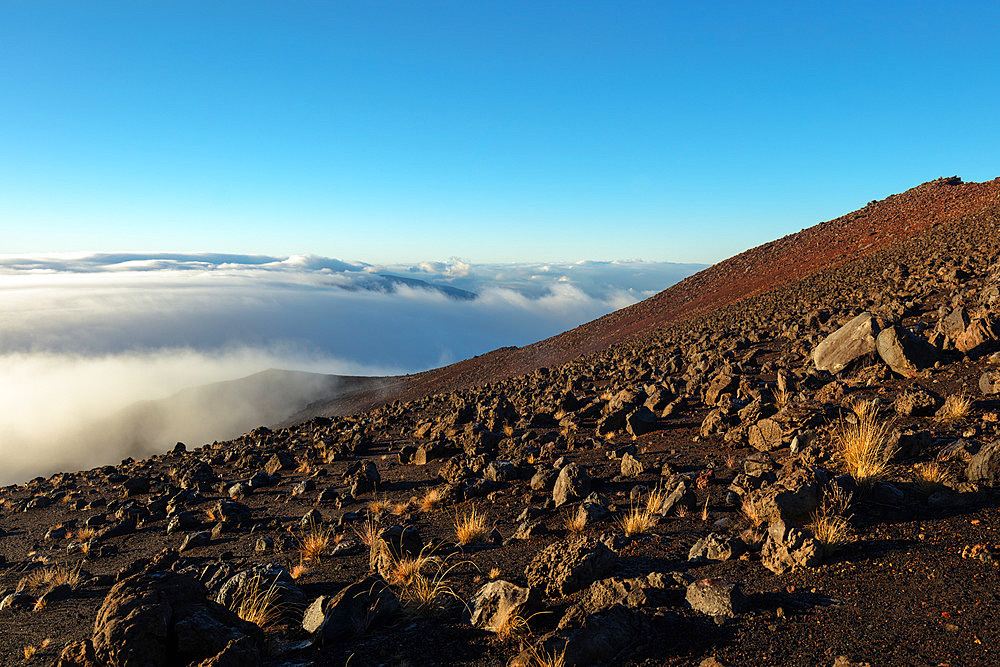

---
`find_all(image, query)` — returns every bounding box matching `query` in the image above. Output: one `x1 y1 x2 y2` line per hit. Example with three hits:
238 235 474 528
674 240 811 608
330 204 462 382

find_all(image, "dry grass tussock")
808 484 853 557
297 518 334 563
353 516 380 547
22 639 51 661
644 484 668 515
368 495 393 516
227 574 285 629
740 494 766 528
19 562 82 593
835 399 897 487
394 550 468 618
69 527 97 543
618 502 656 536
772 386 792 410
387 546 441 586
420 487 444 512
455 506 490 545
564 510 586 534
936 393 972 423
519 644 568 667
913 462 952 497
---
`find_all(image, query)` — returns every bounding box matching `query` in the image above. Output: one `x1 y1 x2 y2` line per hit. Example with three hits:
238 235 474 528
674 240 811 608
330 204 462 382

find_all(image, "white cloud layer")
0 252 703 482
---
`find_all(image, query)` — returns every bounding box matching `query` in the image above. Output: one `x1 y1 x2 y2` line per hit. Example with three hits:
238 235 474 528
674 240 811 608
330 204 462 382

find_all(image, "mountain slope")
304 176 1000 417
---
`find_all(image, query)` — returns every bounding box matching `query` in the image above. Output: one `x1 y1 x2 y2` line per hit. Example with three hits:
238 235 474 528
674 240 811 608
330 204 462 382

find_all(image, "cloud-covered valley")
0 253 703 482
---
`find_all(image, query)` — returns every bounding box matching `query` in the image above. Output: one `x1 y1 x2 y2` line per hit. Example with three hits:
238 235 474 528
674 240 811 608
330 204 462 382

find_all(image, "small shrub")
228 575 283 629
19 562 82 593
419 487 444 513
740 495 766 528
353 516 380 547
936 393 972 424
617 503 655 536
808 483 854 557
455 506 489 545
835 399 897 487
297 519 333 563
564 510 586 534
913 462 952 497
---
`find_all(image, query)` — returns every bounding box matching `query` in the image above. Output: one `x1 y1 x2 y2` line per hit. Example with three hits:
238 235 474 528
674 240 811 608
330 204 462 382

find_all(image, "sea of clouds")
0 252 703 482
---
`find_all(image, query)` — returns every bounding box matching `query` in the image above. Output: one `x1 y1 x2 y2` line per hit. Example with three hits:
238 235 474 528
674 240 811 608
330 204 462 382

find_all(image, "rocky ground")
2 177 1000 666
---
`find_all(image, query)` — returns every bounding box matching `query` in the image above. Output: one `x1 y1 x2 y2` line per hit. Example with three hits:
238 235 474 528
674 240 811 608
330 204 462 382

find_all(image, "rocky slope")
2 177 1000 666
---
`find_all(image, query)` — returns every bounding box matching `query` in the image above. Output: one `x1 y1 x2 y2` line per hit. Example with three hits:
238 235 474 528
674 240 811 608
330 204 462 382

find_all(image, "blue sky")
2 1 998 263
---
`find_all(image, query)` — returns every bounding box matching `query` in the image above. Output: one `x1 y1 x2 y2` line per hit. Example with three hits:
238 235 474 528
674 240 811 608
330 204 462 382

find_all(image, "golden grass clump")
520 644 568 667
564 509 587 534
740 494 766 528
295 456 313 474
290 563 310 580
22 640 50 661
71 527 97 543
395 552 466 617
368 495 392 516
454 506 489 545
835 399 897 487
488 566 501 580
772 386 792 410
644 485 668 515
297 519 333 563
617 503 656 536
936 393 972 424
419 487 444 513
808 484 854 557
913 462 952 497
18 562 82 593
353 516 380 547
387 548 440 586
228 575 284 629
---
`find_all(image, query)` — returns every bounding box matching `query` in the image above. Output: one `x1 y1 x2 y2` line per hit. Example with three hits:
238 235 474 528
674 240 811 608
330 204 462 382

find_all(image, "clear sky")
2 1 998 264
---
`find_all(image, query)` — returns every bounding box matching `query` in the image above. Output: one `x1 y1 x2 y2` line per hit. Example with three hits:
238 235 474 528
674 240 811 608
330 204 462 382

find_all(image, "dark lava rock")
525 536 618 597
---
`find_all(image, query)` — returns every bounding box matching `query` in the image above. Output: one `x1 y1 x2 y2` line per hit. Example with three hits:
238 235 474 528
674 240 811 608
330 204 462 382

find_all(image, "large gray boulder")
525 537 618 597
302 575 399 644
512 604 647 667
214 564 306 623
92 572 262 667
876 326 937 378
760 521 822 574
553 463 592 507
967 440 1000 486
813 313 879 374
685 578 750 617
464 580 541 632
981 370 1000 396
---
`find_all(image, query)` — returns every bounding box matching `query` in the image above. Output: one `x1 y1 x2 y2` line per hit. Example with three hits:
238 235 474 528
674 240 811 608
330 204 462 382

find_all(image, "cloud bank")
0 252 703 482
